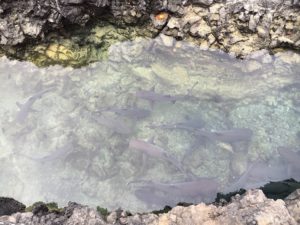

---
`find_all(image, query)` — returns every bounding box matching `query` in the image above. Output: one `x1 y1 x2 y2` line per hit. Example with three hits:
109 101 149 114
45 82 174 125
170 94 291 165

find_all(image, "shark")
129 138 192 176
132 178 219 206
98 106 151 120
148 116 205 131
15 87 55 124
18 141 74 163
194 128 253 143
135 83 199 106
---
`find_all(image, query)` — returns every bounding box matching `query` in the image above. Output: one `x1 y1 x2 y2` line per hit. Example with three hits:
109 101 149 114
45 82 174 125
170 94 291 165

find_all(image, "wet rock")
0 197 25 216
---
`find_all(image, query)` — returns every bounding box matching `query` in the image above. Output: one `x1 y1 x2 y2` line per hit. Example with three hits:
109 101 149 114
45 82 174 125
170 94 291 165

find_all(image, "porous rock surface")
0 189 300 225
0 0 300 56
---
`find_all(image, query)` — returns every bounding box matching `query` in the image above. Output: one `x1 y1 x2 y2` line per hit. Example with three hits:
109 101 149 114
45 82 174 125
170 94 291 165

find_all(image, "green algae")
25 202 61 213
0 20 155 68
96 206 109 218
151 205 172 215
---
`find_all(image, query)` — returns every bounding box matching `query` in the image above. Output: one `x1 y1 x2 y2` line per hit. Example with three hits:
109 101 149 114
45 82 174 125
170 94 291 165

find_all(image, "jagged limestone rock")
285 189 300 224
0 0 300 67
0 189 299 224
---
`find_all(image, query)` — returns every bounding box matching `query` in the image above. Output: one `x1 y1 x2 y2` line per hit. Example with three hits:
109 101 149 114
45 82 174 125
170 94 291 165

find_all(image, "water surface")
0 36 299 211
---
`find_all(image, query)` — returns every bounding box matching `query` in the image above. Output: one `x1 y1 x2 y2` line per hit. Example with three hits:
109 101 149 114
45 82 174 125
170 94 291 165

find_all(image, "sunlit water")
0 36 299 212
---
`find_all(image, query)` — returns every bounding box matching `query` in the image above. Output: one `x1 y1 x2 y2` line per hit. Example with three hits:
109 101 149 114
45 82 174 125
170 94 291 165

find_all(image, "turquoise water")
0 36 299 211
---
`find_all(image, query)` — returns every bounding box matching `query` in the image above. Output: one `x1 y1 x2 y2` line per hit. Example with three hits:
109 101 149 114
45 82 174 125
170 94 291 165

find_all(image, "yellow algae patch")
28 40 97 67
151 63 190 85
44 44 58 59
45 43 76 62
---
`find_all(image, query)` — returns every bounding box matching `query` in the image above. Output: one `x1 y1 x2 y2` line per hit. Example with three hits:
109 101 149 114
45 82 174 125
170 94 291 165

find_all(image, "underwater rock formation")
0 188 300 224
0 0 300 63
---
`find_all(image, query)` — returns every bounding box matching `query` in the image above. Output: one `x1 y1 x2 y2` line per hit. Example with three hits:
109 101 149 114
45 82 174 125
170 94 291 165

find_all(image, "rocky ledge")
0 189 300 225
0 0 300 63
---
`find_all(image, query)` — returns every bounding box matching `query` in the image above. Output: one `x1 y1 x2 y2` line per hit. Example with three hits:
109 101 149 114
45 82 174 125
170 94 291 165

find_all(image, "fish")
148 116 205 131
99 107 151 120
93 115 133 134
134 188 174 207
129 138 187 175
194 128 253 143
19 141 74 163
223 161 256 193
135 89 179 104
224 161 289 193
135 83 200 106
132 178 219 202
15 87 55 124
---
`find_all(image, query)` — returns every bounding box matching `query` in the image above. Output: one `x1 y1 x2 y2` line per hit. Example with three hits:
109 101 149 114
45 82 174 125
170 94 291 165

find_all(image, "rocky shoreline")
0 0 300 66
0 188 300 225
0 1 300 224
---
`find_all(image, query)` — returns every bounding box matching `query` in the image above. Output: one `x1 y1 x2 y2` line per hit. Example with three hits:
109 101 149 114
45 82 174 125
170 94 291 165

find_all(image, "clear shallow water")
0 36 299 212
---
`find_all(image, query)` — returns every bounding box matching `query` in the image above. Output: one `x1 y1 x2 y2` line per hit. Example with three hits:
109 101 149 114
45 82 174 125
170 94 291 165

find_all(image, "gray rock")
191 0 214 7
1 189 300 224
0 0 300 59
65 205 106 225
32 203 49 216
0 197 25 216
